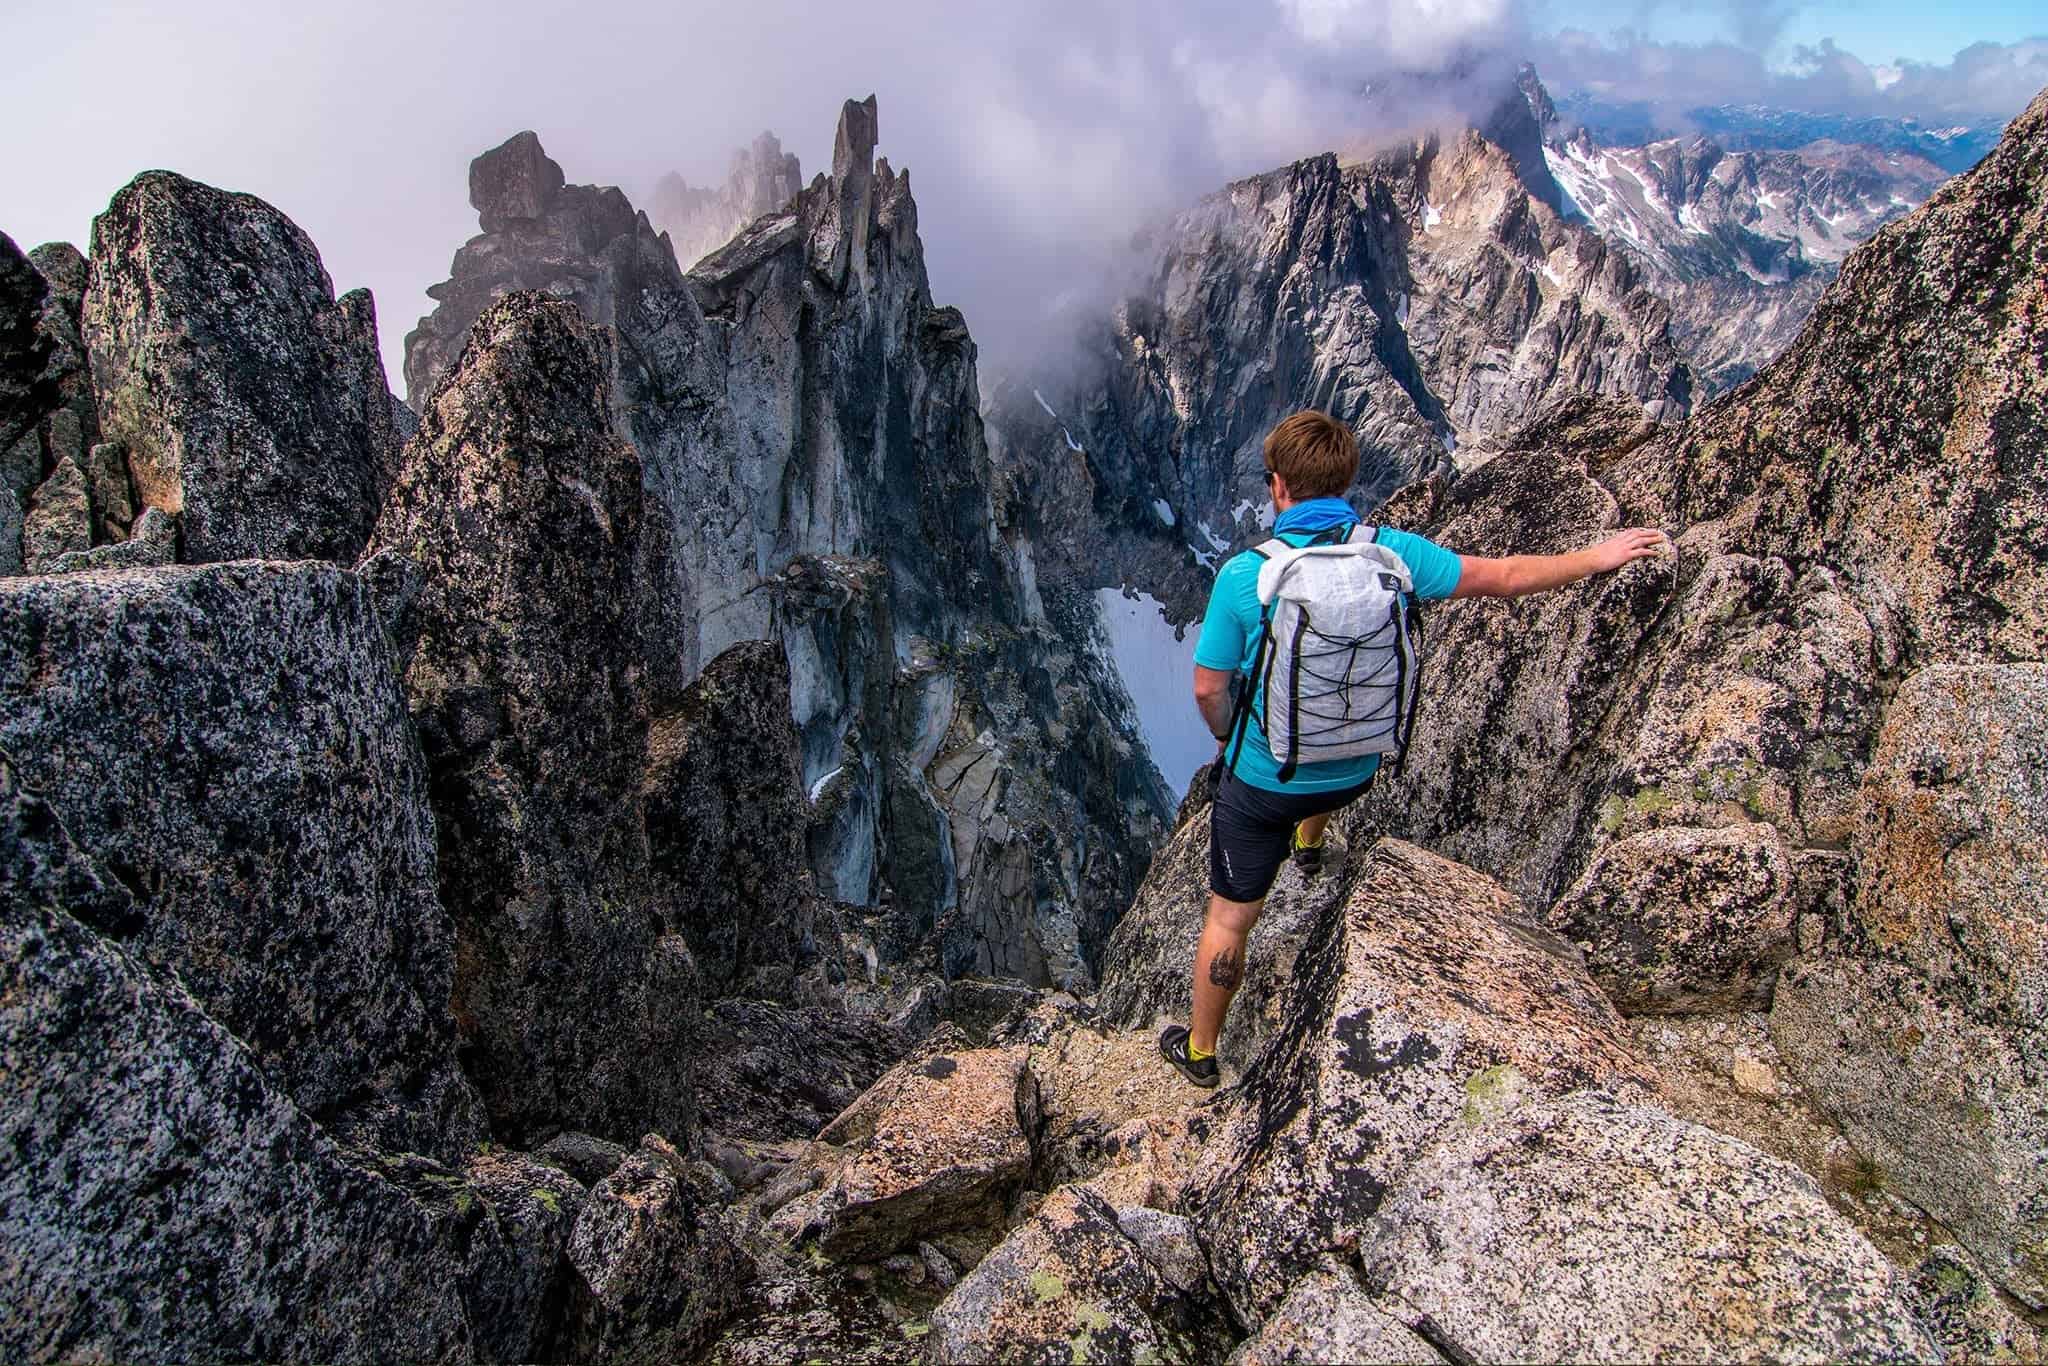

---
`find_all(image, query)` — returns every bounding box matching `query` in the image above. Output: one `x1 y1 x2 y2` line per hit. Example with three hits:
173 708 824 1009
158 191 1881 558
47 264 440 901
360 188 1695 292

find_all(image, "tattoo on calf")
1208 946 1245 989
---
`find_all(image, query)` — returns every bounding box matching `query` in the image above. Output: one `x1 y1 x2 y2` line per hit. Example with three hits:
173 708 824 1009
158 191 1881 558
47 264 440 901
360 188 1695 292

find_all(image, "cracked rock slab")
1227 1258 1442 1365
1184 839 1656 1326
925 1182 1233 1365
1361 1090 1939 1364
770 1036 1040 1260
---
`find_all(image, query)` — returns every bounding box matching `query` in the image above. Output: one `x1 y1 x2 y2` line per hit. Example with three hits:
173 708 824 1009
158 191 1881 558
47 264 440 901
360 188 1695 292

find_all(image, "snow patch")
808 765 844 803
1033 387 1087 454
1423 202 1442 229
1093 588 1208 798
1539 263 1564 288
1197 519 1231 553
1394 291 1410 324
1152 498 1176 528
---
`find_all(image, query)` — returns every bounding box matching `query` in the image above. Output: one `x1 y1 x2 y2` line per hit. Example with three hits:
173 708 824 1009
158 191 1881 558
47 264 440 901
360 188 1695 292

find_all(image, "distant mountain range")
1553 94 2007 175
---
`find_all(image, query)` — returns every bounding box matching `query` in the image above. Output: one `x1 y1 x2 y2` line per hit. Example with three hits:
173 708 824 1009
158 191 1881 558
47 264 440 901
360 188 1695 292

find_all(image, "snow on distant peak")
1152 498 1176 527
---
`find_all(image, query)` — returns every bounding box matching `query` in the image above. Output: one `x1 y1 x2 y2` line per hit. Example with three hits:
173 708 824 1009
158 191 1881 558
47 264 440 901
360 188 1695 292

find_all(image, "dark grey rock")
471 129 566 232
644 639 819 995
692 996 908 1143
47 504 174 574
81 439 134 537
940 976 1044 1045
21 453 89 569
565 1133 753 1361
83 171 402 564
534 1132 631 1188
0 752 509 1362
25 240 99 464
456 1148 589 1362
367 291 694 1147
0 427 38 573
0 230 55 451
0 561 481 1160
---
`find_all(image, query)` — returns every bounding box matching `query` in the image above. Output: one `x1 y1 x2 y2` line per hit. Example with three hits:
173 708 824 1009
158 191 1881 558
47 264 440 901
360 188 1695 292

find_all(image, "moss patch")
1461 1064 1527 1127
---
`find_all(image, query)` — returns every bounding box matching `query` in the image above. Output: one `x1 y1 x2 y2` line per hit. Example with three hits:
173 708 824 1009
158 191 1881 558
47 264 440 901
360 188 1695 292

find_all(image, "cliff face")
402 99 1171 991
988 108 1693 626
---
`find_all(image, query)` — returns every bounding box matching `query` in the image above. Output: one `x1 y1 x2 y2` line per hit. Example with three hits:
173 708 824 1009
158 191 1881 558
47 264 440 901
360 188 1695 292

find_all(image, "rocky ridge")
1343 79 2048 1315
1 92 1172 1361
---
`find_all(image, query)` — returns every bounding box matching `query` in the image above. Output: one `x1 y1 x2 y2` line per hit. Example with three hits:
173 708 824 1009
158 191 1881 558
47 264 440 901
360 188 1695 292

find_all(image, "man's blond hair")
1263 411 1359 500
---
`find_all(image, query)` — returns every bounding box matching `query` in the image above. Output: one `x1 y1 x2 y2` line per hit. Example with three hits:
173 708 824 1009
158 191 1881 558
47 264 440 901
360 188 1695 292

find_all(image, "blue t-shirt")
1194 499 1462 793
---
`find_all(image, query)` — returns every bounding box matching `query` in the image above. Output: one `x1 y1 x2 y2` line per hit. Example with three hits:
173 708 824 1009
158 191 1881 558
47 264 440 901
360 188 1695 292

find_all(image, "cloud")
1535 27 2048 123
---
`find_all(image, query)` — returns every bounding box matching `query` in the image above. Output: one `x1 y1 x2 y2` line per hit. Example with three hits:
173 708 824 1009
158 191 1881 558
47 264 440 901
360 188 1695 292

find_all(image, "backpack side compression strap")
1273 606 1312 784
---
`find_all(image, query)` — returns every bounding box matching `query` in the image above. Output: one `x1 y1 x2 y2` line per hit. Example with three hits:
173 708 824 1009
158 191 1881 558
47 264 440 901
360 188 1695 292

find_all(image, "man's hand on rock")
1588 528 1672 573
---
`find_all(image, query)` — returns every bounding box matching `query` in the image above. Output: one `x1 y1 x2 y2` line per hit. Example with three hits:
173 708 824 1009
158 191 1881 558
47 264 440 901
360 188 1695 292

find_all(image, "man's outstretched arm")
1453 528 1670 599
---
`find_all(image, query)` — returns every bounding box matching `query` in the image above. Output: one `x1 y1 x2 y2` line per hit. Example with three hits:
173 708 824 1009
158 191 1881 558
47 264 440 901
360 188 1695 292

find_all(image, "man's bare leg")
1295 812 1333 848
1189 892 1262 1055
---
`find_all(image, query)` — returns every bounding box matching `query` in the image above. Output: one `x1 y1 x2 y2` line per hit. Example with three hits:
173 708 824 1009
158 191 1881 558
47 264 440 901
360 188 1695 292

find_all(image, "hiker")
1159 410 1670 1087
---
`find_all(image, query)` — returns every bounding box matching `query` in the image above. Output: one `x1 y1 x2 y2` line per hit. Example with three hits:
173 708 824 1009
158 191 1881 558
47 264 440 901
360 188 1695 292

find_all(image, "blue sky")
1535 0 2045 67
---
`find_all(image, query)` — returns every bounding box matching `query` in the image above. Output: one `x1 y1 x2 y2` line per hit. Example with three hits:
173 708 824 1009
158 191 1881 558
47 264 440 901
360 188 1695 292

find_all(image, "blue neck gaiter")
1274 496 1358 535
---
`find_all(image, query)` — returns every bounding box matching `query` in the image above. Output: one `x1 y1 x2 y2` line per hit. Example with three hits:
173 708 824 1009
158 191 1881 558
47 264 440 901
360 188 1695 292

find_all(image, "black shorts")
1207 769 1374 904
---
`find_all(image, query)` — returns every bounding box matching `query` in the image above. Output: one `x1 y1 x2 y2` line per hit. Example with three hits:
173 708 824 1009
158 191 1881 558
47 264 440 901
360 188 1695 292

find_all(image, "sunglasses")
1263 468 1277 487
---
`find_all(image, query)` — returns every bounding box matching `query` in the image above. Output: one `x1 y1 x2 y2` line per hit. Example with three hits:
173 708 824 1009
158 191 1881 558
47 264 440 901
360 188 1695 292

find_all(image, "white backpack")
1217 524 1424 783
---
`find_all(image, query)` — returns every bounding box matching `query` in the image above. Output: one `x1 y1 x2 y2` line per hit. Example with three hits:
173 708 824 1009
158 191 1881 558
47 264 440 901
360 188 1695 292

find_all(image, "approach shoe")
1158 1024 1220 1089
1291 828 1326 878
